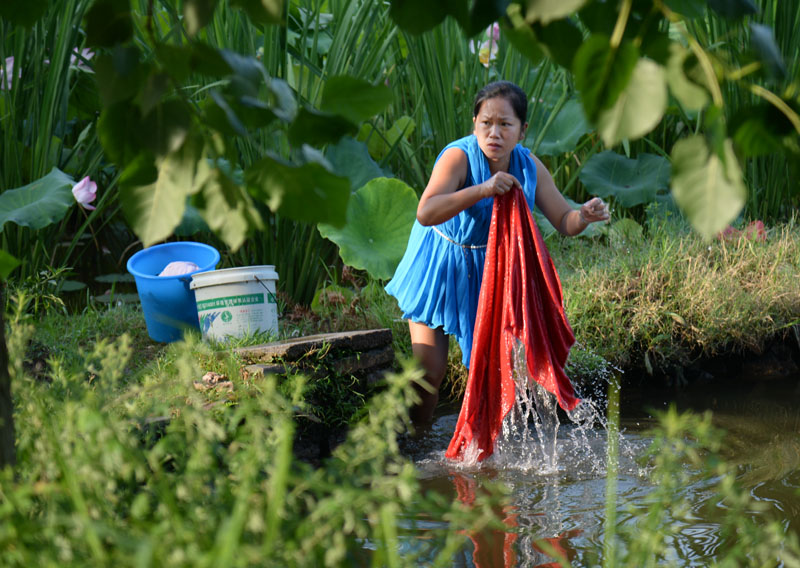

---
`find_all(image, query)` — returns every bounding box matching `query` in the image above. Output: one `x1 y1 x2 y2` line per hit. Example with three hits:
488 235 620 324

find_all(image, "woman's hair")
472 81 528 123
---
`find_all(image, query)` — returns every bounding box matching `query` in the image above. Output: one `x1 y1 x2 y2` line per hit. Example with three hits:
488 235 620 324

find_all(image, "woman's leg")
408 320 450 426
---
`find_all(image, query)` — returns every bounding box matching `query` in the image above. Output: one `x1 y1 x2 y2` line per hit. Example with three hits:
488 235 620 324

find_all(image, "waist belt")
432 226 487 250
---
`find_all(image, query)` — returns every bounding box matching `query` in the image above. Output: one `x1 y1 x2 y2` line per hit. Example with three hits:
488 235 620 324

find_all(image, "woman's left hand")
579 197 610 224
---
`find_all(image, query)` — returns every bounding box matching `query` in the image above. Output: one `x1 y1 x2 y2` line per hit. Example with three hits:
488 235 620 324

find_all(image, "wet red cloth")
445 186 579 462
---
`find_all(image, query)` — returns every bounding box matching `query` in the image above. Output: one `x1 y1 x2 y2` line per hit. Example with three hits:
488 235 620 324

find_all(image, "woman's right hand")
479 172 522 198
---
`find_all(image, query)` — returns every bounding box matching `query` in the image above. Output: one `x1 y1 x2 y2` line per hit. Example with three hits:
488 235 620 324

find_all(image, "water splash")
487 339 630 476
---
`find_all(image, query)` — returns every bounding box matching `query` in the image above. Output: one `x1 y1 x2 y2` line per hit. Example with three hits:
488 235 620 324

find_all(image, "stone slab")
233 329 393 363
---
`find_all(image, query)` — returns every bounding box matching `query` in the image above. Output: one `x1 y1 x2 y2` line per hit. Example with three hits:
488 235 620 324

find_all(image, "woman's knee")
412 343 448 387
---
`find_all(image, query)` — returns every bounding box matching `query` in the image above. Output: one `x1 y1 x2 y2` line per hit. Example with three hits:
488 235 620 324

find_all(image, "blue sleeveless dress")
385 134 538 367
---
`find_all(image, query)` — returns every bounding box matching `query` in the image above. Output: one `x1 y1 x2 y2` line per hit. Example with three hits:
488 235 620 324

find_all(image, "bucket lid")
190 265 279 289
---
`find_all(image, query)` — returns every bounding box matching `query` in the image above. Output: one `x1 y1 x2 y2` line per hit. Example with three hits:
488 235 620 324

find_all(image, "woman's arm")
417 148 522 226
532 154 608 236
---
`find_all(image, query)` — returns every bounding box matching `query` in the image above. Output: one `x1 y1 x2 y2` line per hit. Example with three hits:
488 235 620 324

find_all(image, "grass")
554 215 800 374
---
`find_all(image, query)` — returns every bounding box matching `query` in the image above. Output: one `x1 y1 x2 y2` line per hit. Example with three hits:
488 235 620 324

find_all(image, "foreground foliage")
1 313 505 566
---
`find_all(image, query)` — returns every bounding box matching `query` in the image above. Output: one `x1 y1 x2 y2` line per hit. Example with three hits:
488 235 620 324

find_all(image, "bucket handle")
254 275 272 293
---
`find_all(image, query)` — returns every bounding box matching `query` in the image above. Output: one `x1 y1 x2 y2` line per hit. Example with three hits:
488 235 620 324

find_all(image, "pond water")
399 373 800 566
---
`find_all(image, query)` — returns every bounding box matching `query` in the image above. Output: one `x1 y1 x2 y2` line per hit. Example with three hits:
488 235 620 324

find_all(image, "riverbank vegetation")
23 210 800 400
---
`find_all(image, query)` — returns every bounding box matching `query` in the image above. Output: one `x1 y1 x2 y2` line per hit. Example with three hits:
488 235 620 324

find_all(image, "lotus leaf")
0 168 75 232
533 98 591 155
318 178 418 280
326 137 391 192
579 151 671 208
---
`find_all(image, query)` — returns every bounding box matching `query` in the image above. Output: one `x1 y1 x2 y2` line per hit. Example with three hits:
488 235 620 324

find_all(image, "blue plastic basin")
126 242 221 343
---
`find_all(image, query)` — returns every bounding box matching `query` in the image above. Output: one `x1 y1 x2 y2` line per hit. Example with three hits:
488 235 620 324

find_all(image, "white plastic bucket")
190 265 279 340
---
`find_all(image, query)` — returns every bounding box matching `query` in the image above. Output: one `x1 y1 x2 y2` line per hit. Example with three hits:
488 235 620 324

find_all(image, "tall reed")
0 0 115 281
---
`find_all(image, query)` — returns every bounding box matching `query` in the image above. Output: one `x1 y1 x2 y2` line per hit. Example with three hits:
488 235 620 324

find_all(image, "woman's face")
473 96 527 165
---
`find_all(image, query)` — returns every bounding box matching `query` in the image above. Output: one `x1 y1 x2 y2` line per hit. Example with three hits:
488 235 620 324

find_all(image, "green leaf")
326 137 391 192
230 0 284 25
139 100 192 158
267 78 297 122
730 103 792 157
533 18 583 69
0 0 47 27
388 0 451 35
707 0 758 20
461 0 511 38
246 155 351 227
501 4 545 65
640 29 671 66
84 0 133 48
666 43 709 112
732 115 784 157
0 168 75 232
189 43 233 77
579 151 671 208
59 280 87 292
219 49 265 97
94 46 144 105
154 44 193 83
311 284 356 314
97 101 143 166
577 0 618 35
119 144 205 246
175 202 211 237
663 0 706 18
596 57 667 146
609 217 644 245
197 169 262 251
237 96 278 129
573 35 639 122
359 116 416 161
184 0 219 36
288 107 358 147
671 135 746 241
94 273 135 283
140 72 170 116
749 23 786 81
531 98 591 155
207 90 248 137
0 249 21 280
526 0 589 25
320 76 393 124
318 178 418 280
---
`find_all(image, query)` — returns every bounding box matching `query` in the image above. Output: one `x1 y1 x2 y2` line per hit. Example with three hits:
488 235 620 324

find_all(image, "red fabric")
445 186 579 462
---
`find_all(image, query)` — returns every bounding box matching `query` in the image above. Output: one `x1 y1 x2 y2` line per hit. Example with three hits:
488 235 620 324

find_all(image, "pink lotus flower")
72 176 97 210
468 22 500 68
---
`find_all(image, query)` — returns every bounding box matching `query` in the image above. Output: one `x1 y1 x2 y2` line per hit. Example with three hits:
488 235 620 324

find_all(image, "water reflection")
400 374 800 566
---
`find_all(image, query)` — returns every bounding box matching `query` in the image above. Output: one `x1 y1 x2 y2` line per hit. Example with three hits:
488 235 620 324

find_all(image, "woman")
386 81 609 425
